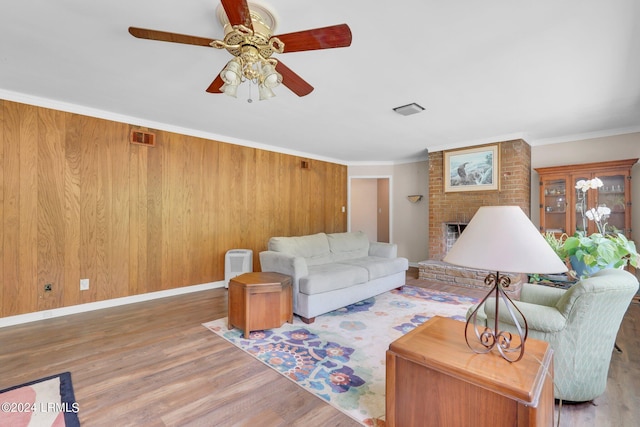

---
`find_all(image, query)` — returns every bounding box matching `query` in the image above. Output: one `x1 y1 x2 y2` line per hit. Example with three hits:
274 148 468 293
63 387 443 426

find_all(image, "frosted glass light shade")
258 84 275 100
220 82 239 98
221 60 242 85
443 206 568 274
261 63 282 89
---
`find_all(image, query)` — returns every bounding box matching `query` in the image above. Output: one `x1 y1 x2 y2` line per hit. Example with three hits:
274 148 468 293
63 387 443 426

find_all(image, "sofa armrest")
259 251 309 285
368 241 397 258
484 297 567 333
519 283 567 307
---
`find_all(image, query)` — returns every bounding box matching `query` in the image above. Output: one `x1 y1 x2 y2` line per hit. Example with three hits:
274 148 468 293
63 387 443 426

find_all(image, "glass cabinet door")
536 159 635 240
596 172 629 236
572 172 630 237
541 176 569 234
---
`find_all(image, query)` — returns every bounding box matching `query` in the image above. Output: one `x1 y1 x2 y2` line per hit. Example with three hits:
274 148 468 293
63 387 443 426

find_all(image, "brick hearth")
418 260 525 297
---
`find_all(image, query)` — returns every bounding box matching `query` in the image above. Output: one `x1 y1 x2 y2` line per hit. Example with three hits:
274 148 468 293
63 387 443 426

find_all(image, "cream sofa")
259 231 409 323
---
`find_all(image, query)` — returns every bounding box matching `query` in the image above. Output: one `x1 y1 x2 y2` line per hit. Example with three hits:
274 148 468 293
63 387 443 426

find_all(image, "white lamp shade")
443 206 568 274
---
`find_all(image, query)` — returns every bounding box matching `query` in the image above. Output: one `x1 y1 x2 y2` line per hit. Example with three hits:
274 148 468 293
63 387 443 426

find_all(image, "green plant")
563 232 640 276
529 232 572 283
538 231 640 280
542 231 569 261
539 178 639 280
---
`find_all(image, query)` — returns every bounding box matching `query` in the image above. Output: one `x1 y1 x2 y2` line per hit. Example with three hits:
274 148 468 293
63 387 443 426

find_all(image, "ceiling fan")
128 0 352 99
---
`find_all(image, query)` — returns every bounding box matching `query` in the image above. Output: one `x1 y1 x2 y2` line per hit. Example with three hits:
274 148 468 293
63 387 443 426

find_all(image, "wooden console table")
228 272 293 338
386 316 554 427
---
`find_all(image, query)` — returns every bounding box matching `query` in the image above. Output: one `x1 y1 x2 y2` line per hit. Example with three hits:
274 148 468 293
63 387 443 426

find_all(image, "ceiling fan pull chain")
247 82 253 103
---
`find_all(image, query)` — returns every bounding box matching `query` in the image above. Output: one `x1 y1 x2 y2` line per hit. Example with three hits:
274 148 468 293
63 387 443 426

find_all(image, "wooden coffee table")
227 272 293 338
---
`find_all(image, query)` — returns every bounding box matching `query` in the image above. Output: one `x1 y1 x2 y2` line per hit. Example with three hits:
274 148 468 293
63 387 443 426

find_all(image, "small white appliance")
224 249 253 288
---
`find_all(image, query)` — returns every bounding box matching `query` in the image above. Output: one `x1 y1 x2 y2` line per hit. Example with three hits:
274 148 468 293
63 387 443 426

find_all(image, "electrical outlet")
44 283 53 292
80 278 90 291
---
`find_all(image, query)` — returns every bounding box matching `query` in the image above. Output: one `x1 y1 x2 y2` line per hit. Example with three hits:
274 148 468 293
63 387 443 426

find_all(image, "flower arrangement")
575 177 610 234
561 177 640 278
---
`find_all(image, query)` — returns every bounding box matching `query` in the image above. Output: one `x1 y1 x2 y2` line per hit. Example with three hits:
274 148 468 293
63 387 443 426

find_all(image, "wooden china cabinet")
535 159 637 238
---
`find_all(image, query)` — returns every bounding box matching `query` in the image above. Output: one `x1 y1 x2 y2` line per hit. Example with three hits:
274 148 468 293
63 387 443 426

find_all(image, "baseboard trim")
0 281 226 328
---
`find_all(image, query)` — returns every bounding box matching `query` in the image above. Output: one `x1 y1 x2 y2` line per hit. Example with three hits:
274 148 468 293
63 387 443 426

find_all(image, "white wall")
530 132 640 237
350 178 379 241
349 161 429 265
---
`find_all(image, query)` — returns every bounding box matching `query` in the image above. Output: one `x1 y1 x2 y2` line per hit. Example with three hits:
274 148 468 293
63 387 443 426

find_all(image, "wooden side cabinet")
386 316 554 427
228 272 293 338
535 158 637 238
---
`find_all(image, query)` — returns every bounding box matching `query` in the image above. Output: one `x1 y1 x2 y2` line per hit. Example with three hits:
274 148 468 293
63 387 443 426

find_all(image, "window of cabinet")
536 159 637 238
595 172 629 234
541 176 569 234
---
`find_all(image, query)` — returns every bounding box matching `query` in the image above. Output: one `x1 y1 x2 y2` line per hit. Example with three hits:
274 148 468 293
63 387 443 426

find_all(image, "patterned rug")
203 286 477 426
0 372 80 427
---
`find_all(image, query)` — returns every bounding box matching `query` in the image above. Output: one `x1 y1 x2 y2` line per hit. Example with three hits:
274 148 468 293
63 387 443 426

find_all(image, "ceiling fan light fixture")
219 52 283 99
129 1 352 99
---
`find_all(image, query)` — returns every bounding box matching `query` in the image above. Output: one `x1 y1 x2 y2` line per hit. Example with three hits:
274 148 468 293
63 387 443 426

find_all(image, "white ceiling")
1 0 639 164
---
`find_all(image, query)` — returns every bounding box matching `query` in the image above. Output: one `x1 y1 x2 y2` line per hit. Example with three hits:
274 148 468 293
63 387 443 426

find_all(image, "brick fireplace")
419 140 531 290
444 222 468 254
428 139 531 260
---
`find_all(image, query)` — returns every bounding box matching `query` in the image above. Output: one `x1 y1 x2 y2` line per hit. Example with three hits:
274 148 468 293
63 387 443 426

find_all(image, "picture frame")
443 145 499 192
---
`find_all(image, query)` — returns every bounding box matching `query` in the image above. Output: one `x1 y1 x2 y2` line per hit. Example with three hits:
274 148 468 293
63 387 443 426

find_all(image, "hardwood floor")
0 269 638 426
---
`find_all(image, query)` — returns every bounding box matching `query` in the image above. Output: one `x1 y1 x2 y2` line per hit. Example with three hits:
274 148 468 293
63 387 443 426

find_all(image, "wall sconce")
407 195 423 203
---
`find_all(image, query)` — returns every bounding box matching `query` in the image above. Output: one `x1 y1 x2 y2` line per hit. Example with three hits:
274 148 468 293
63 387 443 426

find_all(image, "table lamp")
443 206 568 362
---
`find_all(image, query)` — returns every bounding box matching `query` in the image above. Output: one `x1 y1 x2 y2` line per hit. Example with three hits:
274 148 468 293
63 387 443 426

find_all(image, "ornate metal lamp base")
465 271 528 363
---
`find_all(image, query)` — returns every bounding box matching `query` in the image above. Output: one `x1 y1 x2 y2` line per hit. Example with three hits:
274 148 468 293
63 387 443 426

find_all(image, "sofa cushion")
337 256 409 280
268 233 331 266
327 231 370 261
299 264 369 295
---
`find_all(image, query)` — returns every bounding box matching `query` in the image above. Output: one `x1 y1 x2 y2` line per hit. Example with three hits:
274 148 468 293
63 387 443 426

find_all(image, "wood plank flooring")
0 269 638 426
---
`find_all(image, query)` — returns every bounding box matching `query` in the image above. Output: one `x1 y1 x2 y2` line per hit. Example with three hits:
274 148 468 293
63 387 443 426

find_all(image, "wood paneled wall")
0 100 347 317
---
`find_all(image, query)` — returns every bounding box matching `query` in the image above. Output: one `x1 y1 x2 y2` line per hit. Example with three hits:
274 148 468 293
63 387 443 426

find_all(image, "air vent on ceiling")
393 103 425 116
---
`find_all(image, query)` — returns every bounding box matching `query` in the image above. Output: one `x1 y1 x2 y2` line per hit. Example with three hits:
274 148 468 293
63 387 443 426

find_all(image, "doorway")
349 177 391 243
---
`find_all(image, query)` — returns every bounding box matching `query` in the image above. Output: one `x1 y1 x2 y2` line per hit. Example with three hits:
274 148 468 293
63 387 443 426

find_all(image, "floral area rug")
203 286 477 426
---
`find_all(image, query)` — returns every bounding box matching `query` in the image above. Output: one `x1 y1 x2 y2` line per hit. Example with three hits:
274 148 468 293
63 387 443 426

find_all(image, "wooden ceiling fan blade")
276 24 352 53
275 62 314 97
206 74 225 93
128 27 214 47
221 0 253 30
